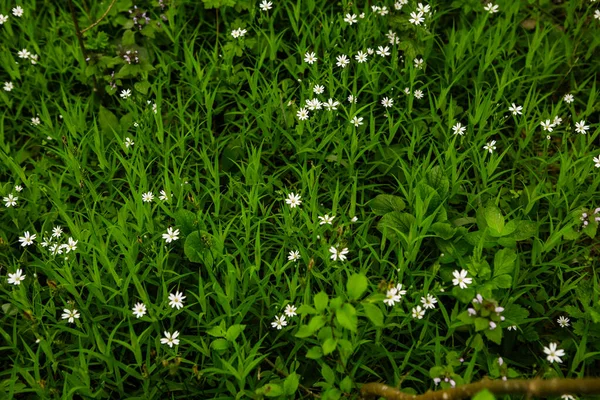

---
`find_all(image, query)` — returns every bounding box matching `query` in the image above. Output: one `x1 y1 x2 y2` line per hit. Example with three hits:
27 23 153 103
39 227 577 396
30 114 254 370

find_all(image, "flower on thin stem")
19 231 36 247
329 246 349 262
288 250 300 262
132 302 147 318
162 227 180 243
452 269 472 289
483 140 497 154
557 316 570 328
7 269 26 285
285 192 302 208
452 122 466 135
62 308 80 323
318 214 335 225
161 331 180 347
575 120 589 135
168 291 186 310
543 342 565 364
272 315 287 329
508 103 523 115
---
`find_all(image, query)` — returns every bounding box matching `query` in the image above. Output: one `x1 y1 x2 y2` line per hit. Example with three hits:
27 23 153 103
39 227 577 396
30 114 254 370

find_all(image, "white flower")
412 305 425 319
0 14 8 24
561 395 576 400
284 304 297 318
507 325 517 331
344 13 358 25
4 193 18 207
384 288 401 306
161 331 180 347
575 120 589 134
376 46 390 57
285 192 302 208
414 89 424 99
271 314 287 330
318 214 335 225
3 81 13 91
348 94 357 104
132 302 147 318
417 3 431 13
12 6 24 17
259 0 273 11
452 269 472 289
125 137 134 148
305 98 322 110
329 246 349 262
351 216 358 222
313 84 324 95
595 9 600 20
381 97 394 108
452 122 466 135
62 308 80 323
414 58 424 69
142 192 154 202
120 89 132 99
395 283 407 297
404 87 410 95
288 250 301 262
557 316 570 328
323 98 340 111
489 321 497 330
387 30 399 45
30 54 38 65
483 140 497 154
336 54 349 68
351 116 364 127
50 243 63 255
484 3 499 13
409 11 425 25
7 269 26 285
304 52 317 64
508 103 523 115
168 291 186 310
18 49 31 59
296 107 309 121
540 119 553 132
19 231 36 247
395 0 408 10
162 227 180 243
563 93 574 103
594 156 600 168
61 237 78 253
30 117 40 126
52 226 63 238
420 294 437 310
14 185 22 192
159 190 170 201
355 51 368 63
231 28 247 38
553 116 562 126
543 342 565 364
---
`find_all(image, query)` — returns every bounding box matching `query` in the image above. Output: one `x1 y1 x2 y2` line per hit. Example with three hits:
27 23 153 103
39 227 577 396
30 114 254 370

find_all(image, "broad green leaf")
284 372 300 395
225 324 245 342
322 338 337 355
369 194 406 215
470 334 484 351
484 327 503 345
134 81 150 95
377 212 415 240
263 383 284 397
492 274 512 289
184 231 205 264
494 248 517 277
426 166 450 198
306 346 323 359
510 220 537 240
346 274 368 300
206 324 226 338
314 291 329 312
122 30 136 46
210 338 230 350
362 303 384 327
295 315 326 338
296 304 318 315
484 205 505 234
474 317 489 331
174 209 197 236
431 222 455 239
321 364 335 385
98 106 119 134
335 304 357 332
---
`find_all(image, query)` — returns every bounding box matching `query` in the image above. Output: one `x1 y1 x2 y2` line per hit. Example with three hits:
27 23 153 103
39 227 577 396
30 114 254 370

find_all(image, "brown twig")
81 0 118 33
360 377 600 400
263 358 321 398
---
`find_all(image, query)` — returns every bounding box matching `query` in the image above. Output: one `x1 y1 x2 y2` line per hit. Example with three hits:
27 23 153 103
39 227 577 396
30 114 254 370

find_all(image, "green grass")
1 0 600 398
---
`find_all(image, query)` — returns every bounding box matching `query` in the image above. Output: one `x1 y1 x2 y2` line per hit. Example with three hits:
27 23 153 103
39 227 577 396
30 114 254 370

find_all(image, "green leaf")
484 327 503 345
474 317 489 331
484 205 505 234
470 334 484 351
284 372 300 395
225 324 245 342
494 248 517 277
431 222 456 239
210 338 230 350
362 303 384 327
346 274 368 300
426 166 450 198
339 376 352 393
98 106 119 134
174 209 198 236
263 383 284 397
134 81 150 95
206 324 226 338
335 304 358 332
492 274 512 289
296 304 318 315
306 346 323 359
473 389 496 400
377 212 415 240
202 0 236 8
322 338 337 355
295 315 326 338
314 291 329 312
510 220 537 240
321 364 335 385
122 30 136 46
369 194 406 215
184 231 205 264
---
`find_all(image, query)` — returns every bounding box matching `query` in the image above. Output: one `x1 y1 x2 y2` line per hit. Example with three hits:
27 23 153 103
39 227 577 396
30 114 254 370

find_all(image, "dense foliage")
1 0 599 398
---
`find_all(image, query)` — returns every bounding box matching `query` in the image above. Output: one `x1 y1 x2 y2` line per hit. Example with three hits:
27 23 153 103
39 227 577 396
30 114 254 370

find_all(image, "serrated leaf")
492 274 512 289
484 327 503 345
346 274 368 300
362 303 384 327
369 194 406 215
475 317 489 331
335 304 357 332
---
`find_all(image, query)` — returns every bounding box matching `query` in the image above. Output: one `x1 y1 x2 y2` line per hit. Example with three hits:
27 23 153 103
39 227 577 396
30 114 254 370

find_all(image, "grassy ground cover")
1 0 599 398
